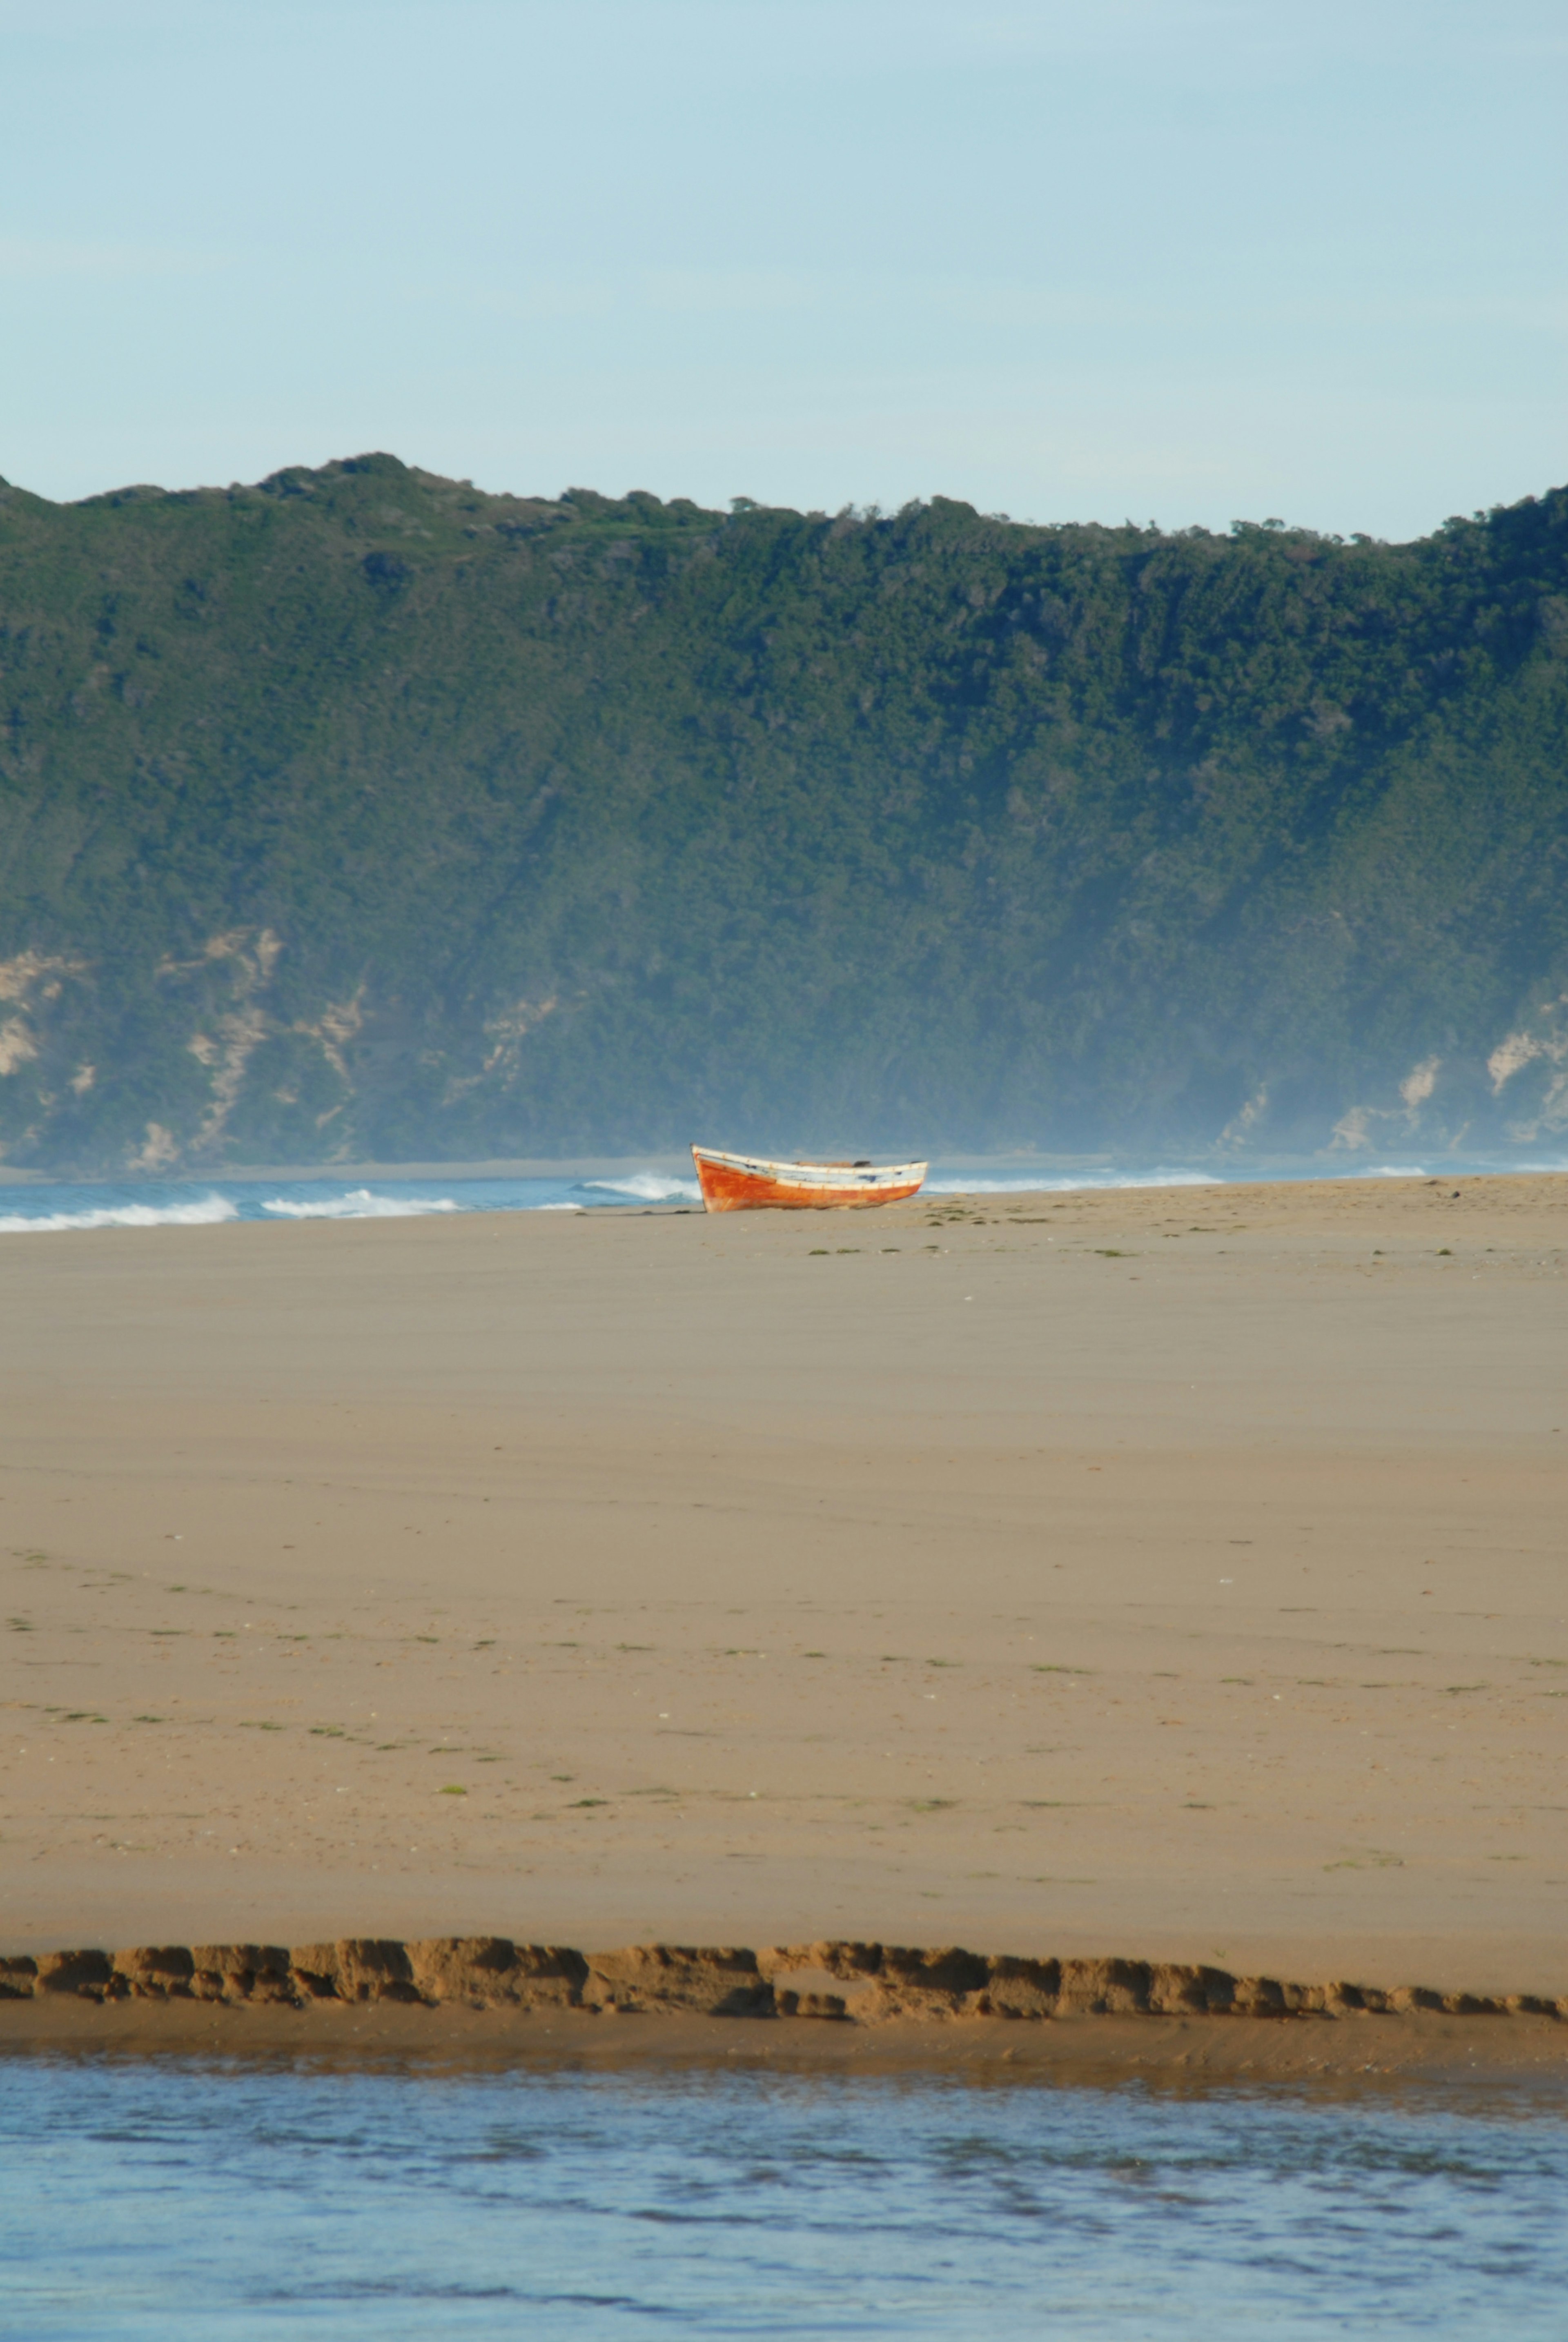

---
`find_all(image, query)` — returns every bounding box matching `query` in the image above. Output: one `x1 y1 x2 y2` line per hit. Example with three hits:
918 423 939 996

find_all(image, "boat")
690 1145 928 1212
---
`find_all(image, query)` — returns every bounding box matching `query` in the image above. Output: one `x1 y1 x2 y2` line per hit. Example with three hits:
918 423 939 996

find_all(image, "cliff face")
1 455 1566 1172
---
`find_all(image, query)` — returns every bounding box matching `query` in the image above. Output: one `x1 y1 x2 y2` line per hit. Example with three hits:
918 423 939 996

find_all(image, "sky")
2 0 1563 538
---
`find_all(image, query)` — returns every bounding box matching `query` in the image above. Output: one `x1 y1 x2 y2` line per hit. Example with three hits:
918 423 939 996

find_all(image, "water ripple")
2 2063 1564 2337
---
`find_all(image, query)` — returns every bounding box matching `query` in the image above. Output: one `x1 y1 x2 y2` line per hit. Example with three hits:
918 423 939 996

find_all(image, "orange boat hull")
691 1147 928 1213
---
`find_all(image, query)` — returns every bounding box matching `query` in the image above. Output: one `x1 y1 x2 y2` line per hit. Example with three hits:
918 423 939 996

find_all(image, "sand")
6 1992 1566 2090
1 1171 1564 2028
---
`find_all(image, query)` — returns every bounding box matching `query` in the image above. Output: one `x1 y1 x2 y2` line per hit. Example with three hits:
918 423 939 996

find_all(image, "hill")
1 454 1566 1173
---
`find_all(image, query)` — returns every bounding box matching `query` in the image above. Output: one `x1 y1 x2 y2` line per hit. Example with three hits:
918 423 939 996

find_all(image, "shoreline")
2 1938 1565 2084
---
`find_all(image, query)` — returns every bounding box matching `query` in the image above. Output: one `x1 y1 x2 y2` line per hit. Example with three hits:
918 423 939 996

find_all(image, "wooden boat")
690 1144 928 1213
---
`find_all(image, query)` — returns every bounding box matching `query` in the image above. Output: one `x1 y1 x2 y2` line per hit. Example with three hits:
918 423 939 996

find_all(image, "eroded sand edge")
6 1935 1566 2019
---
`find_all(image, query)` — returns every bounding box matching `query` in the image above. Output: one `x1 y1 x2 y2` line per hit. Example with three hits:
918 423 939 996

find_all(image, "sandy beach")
1 1172 1564 2026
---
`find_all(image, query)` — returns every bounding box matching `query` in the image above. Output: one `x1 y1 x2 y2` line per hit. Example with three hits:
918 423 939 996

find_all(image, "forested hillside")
1 454 1565 1172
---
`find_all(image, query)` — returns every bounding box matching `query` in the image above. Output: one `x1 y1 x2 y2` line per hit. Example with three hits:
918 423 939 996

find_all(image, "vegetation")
1 453 1565 1171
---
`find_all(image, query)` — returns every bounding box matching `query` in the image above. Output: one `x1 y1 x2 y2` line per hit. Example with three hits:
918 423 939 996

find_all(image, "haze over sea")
5 2061 1567 2340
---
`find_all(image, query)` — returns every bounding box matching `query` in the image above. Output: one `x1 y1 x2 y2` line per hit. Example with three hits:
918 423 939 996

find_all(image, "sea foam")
926 1168 1222 1194
260 1189 460 1220
0 1195 238 1236
585 1172 702 1202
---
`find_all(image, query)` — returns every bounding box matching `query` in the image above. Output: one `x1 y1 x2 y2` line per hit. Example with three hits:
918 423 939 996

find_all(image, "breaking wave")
926 1169 1222 1194
0 1194 238 1236
584 1172 702 1202
260 1189 460 1220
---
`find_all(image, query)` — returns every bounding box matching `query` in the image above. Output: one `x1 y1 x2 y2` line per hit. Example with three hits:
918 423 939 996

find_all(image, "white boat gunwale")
690 1145 929 1189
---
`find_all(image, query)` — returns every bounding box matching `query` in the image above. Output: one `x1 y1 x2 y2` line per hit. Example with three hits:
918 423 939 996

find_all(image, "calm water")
2 2062 1564 2338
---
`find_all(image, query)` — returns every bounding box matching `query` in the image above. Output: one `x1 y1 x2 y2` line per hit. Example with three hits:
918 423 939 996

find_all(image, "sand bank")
1 1173 1563 1995
3 1937 1565 2084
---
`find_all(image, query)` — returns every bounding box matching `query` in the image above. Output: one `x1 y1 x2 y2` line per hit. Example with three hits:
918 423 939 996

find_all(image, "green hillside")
1 453 1566 1173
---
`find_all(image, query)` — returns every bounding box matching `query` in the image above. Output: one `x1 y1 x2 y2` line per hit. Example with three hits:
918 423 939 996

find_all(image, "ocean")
1 2060 1564 2338
1 1154 1562 1236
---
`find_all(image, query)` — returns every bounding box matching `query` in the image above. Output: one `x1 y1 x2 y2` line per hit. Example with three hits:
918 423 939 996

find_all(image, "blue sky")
2 0 1562 535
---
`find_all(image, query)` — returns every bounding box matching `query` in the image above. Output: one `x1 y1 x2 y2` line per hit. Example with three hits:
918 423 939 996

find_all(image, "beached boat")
690 1145 928 1212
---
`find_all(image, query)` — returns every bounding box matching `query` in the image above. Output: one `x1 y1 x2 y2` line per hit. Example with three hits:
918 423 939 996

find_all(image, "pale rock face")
1486 1000 1568 1136
0 1018 39 1077
1489 1029 1544 1091
0 951 85 1005
1399 1055 1440 1111
125 1120 179 1172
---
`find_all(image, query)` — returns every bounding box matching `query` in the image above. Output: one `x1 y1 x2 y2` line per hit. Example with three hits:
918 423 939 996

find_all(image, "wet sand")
1 1173 1564 2013
4 1991 1564 2089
